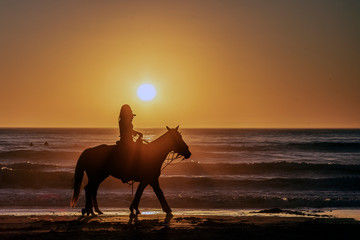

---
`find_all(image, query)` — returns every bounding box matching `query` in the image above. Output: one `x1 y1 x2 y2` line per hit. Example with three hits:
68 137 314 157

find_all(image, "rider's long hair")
119 104 134 122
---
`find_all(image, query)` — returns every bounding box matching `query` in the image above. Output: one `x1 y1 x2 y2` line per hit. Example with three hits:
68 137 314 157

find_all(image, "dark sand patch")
0 214 359 240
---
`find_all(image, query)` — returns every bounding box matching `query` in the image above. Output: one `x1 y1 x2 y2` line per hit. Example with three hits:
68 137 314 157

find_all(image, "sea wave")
0 162 72 172
192 141 360 153
1 167 359 191
158 176 360 191
2 161 360 176
0 189 359 209
0 150 80 161
283 142 360 152
163 162 360 176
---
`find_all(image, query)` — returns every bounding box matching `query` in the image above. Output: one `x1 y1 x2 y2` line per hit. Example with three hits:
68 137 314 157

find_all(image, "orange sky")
1 1 359 128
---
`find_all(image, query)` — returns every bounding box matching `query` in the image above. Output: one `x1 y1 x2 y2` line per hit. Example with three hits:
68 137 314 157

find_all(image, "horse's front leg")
130 182 148 215
150 179 172 214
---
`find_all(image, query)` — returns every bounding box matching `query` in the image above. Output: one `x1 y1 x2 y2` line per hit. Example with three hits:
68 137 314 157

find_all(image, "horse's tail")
70 151 86 208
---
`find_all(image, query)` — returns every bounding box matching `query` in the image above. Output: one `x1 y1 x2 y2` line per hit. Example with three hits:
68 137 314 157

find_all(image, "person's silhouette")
118 104 143 144
117 104 143 178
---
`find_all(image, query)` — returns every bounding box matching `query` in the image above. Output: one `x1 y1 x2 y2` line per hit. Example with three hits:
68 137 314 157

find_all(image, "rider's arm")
133 130 143 138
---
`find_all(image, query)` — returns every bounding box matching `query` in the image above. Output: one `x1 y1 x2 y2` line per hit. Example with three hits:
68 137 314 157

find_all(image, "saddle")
111 139 144 183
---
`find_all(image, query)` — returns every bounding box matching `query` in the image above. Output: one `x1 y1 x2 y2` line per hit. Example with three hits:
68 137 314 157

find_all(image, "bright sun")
137 84 157 101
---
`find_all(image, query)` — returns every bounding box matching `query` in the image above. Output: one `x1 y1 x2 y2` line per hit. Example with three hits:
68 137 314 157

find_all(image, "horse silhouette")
70 126 191 216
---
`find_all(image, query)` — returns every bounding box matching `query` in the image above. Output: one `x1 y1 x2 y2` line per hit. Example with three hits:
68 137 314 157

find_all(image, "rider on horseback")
118 104 143 144
116 104 143 180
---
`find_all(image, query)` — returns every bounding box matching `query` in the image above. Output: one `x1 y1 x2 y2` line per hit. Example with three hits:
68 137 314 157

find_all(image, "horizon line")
1 126 360 130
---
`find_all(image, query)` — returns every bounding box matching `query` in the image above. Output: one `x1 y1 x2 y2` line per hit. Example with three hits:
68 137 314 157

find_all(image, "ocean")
0 128 360 212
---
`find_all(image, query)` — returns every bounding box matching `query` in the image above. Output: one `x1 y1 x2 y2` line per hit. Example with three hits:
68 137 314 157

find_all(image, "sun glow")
137 84 157 101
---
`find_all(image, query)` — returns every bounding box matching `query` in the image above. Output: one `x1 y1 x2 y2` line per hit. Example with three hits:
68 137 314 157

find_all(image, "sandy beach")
0 209 359 240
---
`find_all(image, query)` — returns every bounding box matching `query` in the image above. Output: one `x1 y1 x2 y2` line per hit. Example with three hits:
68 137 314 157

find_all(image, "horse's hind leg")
89 174 108 215
130 182 148 215
83 184 95 216
91 183 102 214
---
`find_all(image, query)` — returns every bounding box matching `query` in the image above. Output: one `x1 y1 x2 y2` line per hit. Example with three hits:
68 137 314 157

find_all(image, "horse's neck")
148 133 173 163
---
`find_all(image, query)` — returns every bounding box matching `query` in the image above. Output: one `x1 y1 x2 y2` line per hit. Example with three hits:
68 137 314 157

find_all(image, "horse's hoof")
165 212 173 224
96 210 103 215
135 208 141 215
82 208 95 216
129 212 136 218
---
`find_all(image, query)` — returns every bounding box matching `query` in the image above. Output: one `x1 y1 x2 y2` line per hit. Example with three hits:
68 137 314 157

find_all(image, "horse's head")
166 126 191 159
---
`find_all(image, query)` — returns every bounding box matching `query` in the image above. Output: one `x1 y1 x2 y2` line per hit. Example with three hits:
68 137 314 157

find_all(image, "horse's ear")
166 126 170 131
175 125 179 131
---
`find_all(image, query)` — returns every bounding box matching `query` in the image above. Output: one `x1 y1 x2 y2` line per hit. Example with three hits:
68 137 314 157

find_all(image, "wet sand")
0 211 359 240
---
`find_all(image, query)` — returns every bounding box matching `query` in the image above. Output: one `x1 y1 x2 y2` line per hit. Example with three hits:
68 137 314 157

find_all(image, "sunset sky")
1 0 359 128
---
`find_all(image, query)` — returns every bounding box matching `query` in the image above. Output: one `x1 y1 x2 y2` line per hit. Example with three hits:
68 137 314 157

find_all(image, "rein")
126 135 185 195
127 151 184 195
138 136 185 172
161 151 184 171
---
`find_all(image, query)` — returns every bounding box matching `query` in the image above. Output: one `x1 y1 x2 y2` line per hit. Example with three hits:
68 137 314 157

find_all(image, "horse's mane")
147 130 170 146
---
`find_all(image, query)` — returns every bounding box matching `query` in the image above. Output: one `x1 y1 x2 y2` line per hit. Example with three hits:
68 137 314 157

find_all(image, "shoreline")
1 207 360 220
